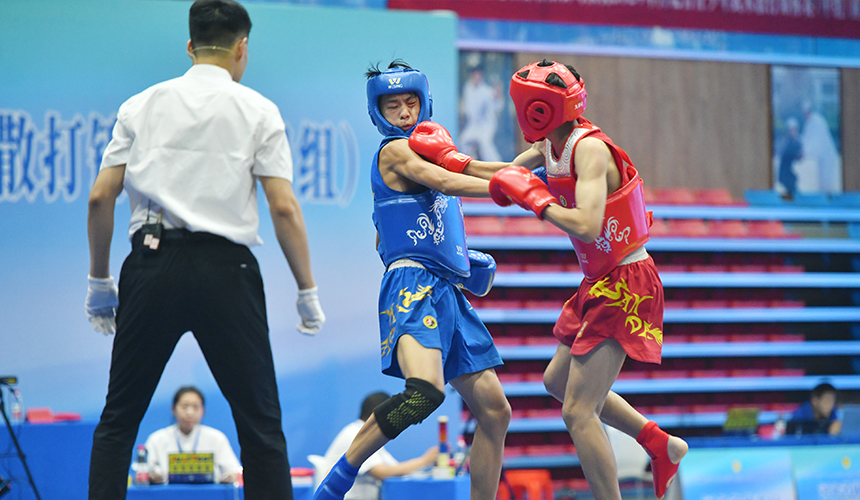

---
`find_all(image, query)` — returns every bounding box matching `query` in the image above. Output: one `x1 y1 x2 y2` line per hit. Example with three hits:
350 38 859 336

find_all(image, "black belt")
131 228 191 247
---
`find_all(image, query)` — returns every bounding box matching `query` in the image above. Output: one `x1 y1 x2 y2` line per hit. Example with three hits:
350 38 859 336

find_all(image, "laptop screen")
840 404 860 436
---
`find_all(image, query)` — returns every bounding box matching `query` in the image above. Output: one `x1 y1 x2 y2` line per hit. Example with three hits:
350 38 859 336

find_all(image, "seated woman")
144 386 241 484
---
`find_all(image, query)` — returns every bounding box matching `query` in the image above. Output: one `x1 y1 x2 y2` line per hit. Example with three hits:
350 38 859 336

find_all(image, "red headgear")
509 60 587 143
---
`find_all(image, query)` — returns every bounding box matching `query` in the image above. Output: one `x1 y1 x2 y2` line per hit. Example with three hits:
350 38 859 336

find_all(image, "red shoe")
636 421 681 499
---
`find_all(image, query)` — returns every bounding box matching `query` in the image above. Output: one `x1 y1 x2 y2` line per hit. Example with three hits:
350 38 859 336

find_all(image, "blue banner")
792 446 860 500
679 448 796 499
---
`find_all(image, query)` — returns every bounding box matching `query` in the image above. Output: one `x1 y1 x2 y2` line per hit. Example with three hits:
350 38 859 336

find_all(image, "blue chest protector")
372 136 470 279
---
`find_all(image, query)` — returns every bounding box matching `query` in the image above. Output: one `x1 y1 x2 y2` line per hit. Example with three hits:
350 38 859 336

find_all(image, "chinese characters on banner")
0 109 359 206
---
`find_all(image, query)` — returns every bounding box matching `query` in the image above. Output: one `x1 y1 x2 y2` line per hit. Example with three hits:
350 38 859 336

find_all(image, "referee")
84 1 324 498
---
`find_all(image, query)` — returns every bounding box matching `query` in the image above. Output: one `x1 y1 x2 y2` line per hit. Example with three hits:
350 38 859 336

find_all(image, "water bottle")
432 416 454 478
11 388 23 424
132 445 150 486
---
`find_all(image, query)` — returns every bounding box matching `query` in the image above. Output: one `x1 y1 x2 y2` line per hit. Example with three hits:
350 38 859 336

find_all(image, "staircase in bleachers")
460 188 860 493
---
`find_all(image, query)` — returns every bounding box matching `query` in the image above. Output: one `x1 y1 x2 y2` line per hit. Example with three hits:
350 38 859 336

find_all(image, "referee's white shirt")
100 63 293 247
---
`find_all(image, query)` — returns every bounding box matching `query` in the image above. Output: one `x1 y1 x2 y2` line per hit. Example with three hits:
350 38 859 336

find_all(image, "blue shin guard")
313 454 359 500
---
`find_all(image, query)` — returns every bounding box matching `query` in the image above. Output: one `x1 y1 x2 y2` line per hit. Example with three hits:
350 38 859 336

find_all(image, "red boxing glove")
409 121 473 173
489 166 559 220
488 176 513 208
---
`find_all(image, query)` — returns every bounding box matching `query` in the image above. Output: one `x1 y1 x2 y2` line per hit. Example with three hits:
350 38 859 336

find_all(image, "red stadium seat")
748 220 801 239
664 300 690 309
654 188 697 205
709 220 749 238
496 263 524 272
464 216 504 235
643 185 658 205
667 219 709 237
499 469 555 500
648 218 671 237
522 263 566 273
506 216 547 235
694 188 741 206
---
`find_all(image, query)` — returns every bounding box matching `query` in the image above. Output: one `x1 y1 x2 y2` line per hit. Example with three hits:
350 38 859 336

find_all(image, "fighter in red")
407 59 688 498
472 59 687 499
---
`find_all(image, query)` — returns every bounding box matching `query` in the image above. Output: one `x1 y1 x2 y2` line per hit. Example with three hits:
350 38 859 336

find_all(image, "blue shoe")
313 454 359 500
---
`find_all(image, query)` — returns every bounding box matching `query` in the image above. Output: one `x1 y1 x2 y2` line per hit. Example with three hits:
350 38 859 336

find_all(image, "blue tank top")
371 136 470 278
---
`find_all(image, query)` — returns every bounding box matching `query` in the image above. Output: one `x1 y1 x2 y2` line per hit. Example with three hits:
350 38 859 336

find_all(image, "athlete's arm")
462 142 546 180
366 446 438 480
541 137 610 243
380 139 490 198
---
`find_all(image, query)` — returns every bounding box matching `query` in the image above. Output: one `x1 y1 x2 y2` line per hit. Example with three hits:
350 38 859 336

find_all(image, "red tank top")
545 119 652 281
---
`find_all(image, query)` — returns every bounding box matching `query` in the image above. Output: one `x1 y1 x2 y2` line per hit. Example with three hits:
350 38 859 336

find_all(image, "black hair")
360 392 390 421
365 58 413 80
173 386 205 408
189 0 252 50
811 383 837 400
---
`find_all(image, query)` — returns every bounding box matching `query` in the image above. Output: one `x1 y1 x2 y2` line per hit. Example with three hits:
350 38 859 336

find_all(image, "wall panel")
843 68 860 192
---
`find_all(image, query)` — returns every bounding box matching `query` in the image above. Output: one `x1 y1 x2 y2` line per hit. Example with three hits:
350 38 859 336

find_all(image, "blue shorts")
378 266 503 383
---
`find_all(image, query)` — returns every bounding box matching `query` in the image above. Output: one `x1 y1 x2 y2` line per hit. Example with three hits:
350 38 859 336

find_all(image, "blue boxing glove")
531 166 548 186
451 250 496 297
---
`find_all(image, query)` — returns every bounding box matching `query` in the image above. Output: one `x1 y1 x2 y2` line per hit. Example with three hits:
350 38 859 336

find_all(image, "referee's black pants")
89 230 292 500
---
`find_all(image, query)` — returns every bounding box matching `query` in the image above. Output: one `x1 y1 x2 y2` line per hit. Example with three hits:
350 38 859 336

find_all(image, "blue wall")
0 0 463 473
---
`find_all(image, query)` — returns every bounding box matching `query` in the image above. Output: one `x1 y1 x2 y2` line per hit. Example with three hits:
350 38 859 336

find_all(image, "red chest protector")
545 119 653 281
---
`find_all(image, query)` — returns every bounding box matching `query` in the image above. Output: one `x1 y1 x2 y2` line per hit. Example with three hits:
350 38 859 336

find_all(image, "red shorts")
553 256 664 364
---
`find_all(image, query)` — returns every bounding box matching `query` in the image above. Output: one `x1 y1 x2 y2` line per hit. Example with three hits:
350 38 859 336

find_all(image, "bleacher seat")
648 218 671 237
505 216 547 235
832 192 860 207
654 187 697 205
694 188 739 206
708 219 748 238
464 216 503 235
744 189 784 206
643 185 657 205
463 192 858 482
792 192 830 206
667 219 709 237
747 220 793 238
499 469 555 500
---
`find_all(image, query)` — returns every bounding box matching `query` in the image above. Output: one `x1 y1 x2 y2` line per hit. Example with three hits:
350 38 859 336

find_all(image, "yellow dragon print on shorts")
588 277 663 345
379 282 435 358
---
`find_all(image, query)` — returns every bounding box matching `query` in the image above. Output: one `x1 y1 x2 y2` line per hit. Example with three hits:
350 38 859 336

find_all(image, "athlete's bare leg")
314 336 445 500
450 368 511 500
544 342 688 497
342 335 444 466
562 339 627 499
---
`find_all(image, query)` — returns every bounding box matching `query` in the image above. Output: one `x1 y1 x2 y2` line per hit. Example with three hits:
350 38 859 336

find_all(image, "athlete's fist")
489 166 559 220
451 250 497 297
409 121 473 173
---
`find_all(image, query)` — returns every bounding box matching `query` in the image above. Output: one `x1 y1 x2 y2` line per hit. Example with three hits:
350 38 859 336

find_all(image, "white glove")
86 276 119 335
296 286 325 335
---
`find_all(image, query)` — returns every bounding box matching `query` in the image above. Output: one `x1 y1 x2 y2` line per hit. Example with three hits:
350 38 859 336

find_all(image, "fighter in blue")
313 60 511 500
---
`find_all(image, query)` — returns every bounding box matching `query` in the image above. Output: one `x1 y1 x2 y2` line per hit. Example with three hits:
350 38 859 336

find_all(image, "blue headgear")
367 67 433 138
